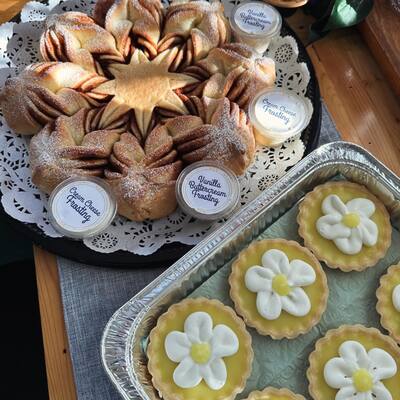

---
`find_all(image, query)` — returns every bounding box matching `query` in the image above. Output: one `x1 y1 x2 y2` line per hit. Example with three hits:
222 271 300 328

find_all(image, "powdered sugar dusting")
0 0 310 254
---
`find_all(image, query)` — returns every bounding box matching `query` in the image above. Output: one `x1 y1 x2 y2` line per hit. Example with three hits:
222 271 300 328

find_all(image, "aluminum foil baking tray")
101 141 400 399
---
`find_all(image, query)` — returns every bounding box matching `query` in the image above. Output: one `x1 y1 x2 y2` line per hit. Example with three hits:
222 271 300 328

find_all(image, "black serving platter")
0 11 321 268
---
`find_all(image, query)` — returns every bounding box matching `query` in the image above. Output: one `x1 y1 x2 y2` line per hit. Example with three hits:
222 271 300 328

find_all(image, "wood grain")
306 28 400 174
359 0 400 97
34 247 77 400
1 2 399 399
0 0 29 24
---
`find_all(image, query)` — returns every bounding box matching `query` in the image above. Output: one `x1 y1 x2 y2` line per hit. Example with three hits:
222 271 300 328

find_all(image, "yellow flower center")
272 274 291 296
352 368 373 392
190 343 211 364
342 212 361 228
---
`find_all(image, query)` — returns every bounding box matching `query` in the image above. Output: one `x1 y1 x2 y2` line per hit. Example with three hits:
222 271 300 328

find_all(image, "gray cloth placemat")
58 102 340 400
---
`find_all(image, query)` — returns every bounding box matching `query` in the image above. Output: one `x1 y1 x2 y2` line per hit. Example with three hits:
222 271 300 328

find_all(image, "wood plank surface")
1 2 399 399
34 247 77 400
1 1 77 399
0 0 29 23
306 28 400 174
286 11 400 174
359 0 400 97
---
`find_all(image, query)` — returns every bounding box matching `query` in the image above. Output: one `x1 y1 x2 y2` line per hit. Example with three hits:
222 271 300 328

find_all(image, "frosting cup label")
234 3 276 34
181 167 232 215
254 91 305 133
50 180 112 233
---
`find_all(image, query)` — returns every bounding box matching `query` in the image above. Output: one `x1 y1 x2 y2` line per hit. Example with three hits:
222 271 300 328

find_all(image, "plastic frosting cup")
48 177 116 239
230 1 282 54
249 87 313 147
175 161 240 220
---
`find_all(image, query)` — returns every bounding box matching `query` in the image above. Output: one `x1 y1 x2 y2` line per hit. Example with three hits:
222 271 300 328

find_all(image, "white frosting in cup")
175 161 240 220
234 3 277 35
230 2 282 54
48 177 116 238
249 88 313 146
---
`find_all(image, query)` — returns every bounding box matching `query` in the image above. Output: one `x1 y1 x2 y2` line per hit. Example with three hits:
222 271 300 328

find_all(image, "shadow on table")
0 220 49 398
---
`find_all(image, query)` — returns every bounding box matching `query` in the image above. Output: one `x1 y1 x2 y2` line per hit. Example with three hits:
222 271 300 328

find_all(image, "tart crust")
377 263 400 343
243 387 305 400
307 325 400 400
147 297 253 400
297 181 391 272
229 239 328 339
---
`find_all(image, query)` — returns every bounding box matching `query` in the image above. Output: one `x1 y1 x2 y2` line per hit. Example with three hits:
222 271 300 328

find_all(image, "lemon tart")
244 387 305 400
307 325 400 400
147 297 253 400
229 239 328 339
377 263 400 343
298 181 391 271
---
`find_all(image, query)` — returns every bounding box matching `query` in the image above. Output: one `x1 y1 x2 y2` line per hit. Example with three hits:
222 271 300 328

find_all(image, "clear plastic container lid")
249 87 313 146
175 161 240 220
48 177 117 239
230 1 282 40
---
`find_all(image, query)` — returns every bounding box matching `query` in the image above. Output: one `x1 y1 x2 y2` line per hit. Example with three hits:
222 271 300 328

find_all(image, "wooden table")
1 2 400 399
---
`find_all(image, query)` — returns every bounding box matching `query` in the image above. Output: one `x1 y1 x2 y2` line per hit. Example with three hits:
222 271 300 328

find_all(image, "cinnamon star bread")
1 0 277 221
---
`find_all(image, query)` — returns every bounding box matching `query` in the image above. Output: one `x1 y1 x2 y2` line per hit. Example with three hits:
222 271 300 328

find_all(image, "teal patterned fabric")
189 205 400 399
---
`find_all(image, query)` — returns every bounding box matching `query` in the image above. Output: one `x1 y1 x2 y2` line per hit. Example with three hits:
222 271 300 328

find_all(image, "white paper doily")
0 0 311 255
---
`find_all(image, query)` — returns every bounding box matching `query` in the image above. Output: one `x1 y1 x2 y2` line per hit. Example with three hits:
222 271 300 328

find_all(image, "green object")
305 0 374 42
188 187 399 398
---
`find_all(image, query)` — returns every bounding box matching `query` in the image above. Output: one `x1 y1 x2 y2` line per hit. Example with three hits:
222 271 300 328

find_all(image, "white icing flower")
164 311 239 390
324 340 397 400
244 249 316 320
316 195 378 255
393 284 400 312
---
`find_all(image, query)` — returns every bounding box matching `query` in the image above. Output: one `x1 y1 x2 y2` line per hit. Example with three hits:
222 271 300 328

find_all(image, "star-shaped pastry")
93 48 198 137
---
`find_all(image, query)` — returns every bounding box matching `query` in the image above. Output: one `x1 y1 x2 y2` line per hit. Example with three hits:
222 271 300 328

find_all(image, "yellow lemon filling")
272 274 291 296
342 213 361 228
352 368 373 392
190 343 211 364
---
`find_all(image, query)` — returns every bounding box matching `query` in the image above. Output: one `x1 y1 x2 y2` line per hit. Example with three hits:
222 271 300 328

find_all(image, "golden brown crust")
307 325 400 400
167 96 255 175
147 297 253 400
0 62 105 135
161 0 231 70
376 263 400 343
40 12 124 73
244 387 305 400
101 0 164 58
105 126 182 221
196 43 276 109
297 181 392 272
229 239 328 339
